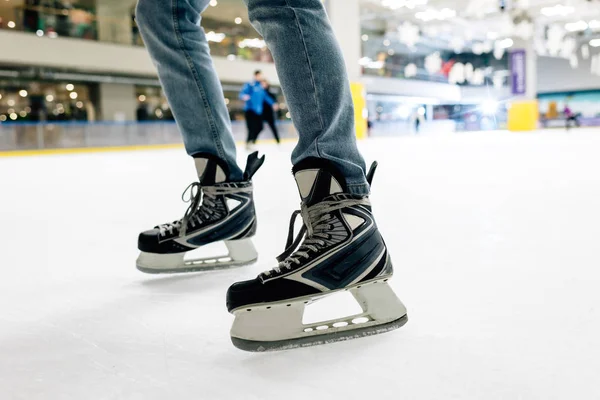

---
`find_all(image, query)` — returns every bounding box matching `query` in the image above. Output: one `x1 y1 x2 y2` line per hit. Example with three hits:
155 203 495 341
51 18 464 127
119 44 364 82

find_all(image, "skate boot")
226 159 407 351
136 152 265 274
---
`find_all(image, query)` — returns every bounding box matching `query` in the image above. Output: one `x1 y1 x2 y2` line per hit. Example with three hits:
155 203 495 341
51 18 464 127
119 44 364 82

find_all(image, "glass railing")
1 5 274 63
0 120 297 152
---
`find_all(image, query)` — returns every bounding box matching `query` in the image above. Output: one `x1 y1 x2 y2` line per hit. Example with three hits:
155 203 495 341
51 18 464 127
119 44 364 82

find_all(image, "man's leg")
245 110 254 144
227 0 407 351
244 0 368 195
251 112 265 143
136 0 243 181
265 112 281 143
134 0 264 274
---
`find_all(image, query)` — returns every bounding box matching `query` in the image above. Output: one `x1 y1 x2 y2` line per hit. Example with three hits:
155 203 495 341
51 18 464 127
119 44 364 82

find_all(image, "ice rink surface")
1 129 600 400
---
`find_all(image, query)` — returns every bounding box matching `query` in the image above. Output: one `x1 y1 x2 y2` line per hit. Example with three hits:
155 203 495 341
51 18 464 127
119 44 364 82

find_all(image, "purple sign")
510 49 526 95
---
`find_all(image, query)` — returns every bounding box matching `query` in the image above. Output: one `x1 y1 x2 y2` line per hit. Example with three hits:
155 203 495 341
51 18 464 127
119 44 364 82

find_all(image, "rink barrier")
0 121 298 157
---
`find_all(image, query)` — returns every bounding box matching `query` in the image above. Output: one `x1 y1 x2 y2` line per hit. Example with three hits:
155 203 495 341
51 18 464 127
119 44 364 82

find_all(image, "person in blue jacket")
240 70 276 148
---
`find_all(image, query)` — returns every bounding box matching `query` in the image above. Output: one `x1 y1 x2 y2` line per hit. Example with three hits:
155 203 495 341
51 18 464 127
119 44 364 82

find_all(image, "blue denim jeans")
136 0 369 195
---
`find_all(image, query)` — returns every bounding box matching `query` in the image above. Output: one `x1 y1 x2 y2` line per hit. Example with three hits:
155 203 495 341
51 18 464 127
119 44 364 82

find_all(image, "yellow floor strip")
0 138 296 158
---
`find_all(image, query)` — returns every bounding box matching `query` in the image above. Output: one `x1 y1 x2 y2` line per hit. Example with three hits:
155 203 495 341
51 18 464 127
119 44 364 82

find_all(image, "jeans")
136 0 369 195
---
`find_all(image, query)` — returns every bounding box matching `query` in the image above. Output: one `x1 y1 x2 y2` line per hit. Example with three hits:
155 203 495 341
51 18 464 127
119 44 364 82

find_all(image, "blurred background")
0 0 599 152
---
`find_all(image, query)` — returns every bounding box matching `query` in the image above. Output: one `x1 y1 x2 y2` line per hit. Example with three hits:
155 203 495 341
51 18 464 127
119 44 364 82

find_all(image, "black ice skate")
226 159 407 351
136 152 265 274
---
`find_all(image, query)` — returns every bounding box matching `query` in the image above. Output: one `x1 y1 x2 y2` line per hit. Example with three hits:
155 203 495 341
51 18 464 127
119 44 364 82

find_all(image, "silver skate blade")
136 257 256 274
231 314 408 352
136 239 258 274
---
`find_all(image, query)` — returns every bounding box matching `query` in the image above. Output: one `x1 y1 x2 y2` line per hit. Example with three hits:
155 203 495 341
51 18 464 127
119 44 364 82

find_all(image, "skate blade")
136 257 255 274
136 238 257 274
231 314 408 352
230 280 407 351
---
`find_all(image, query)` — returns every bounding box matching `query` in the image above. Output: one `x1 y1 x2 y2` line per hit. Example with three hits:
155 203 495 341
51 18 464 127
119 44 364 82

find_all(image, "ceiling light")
415 8 456 22
234 17 242 24
381 0 428 11
206 31 226 43
497 38 513 49
589 20 600 30
565 21 588 32
7 21 15 28
541 5 574 17
66 84 74 91
69 92 78 99
36 29 44 37
19 90 28 97
46 94 54 102
238 38 266 49
361 34 369 41
209 0 217 5
590 39 600 47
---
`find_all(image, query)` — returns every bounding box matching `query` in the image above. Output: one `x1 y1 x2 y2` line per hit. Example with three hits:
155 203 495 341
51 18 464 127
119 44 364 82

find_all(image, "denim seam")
284 0 324 158
171 0 226 161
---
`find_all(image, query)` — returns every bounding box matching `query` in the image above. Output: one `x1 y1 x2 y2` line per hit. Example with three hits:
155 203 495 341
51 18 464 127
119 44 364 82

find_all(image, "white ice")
1 129 600 400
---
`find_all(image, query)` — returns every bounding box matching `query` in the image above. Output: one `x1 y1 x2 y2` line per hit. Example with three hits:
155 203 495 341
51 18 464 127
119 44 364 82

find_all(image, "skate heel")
225 238 258 264
230 280 408 352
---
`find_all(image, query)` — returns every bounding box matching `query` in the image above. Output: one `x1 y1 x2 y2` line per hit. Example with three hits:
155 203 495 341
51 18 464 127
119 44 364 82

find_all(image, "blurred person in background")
564 104 580 130
239 70 276 149
135 0 407 350
259 79 281 144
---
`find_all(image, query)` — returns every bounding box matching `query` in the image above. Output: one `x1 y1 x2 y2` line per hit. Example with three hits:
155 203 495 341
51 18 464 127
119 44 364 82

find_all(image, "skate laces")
157 182 252 237
261 197 369 278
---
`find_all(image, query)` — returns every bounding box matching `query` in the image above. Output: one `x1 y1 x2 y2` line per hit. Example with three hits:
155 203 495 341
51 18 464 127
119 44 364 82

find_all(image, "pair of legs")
566 116 580 129
244 110 263 145
262 108 281 143
135 0 369 194
135 0 408 351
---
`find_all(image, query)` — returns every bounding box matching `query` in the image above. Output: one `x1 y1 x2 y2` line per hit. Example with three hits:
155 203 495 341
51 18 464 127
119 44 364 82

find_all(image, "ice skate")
227 159 407 351
136 152 265 274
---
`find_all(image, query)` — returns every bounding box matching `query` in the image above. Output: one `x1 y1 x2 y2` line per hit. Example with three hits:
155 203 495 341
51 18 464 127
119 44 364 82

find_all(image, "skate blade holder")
230 280 408 351
136 239 257 274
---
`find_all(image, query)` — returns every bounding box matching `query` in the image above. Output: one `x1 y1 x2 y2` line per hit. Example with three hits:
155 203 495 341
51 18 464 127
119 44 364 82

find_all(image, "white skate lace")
157 182 252 237
262 197 370 278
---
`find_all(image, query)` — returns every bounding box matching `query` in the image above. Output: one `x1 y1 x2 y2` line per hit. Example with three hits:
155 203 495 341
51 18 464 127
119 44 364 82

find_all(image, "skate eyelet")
246 309 252 312
286 304 291 307
266 306 271 309
352 317 370 324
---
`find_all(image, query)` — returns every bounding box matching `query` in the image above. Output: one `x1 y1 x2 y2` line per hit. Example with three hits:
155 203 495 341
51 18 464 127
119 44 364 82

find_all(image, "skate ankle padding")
192 152 230 185
292 158 349 206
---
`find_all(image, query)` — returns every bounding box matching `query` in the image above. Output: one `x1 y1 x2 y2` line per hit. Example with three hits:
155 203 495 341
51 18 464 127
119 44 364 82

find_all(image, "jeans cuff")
346 182 371 197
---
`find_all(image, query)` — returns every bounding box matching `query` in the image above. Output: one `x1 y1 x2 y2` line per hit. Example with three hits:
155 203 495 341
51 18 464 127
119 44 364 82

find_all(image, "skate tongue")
243 151 266 180
293 160 347 206
192 153 230 185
